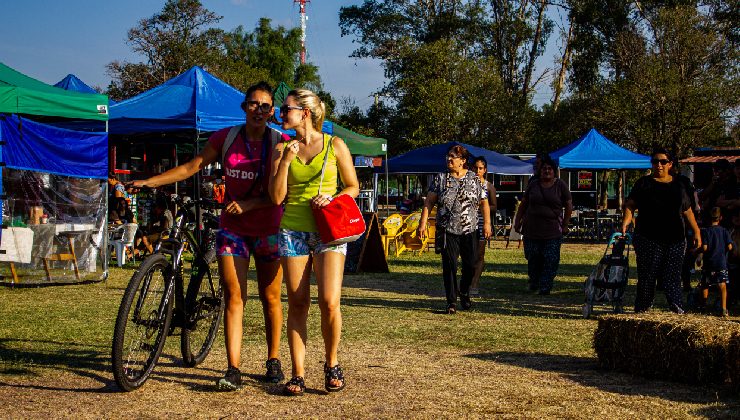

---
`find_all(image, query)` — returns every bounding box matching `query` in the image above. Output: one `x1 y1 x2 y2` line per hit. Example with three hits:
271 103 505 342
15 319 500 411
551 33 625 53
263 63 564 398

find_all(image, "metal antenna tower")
294 0 310 64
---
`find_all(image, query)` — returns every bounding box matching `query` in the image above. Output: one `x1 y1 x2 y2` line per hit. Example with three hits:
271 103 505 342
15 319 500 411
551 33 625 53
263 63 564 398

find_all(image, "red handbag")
311 139 366 245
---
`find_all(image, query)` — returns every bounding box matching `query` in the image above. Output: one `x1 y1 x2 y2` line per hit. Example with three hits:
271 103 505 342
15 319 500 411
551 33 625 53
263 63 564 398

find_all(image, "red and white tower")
294 0 310 64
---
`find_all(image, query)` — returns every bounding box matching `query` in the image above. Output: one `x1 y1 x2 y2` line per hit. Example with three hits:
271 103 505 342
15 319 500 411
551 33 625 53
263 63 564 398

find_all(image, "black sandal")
447 303 457 314
324 364 346 392
283 376 305 396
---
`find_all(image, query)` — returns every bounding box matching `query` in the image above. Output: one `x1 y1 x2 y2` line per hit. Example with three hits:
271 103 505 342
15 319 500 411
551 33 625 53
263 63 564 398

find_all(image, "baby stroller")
582 232 632 318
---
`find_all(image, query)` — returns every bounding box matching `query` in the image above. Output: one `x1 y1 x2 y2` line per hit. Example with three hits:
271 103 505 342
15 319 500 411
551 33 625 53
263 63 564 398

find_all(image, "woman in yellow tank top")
268 89 359 396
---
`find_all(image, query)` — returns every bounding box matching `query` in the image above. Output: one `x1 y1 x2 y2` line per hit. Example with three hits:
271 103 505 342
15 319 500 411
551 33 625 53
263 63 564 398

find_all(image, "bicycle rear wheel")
111 254 174 391
181 248 223 367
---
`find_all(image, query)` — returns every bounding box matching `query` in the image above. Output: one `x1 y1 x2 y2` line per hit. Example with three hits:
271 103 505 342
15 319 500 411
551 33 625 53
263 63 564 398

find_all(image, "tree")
106 0 223 100
339 0 547 152
107 2 327 102
562 2 738 156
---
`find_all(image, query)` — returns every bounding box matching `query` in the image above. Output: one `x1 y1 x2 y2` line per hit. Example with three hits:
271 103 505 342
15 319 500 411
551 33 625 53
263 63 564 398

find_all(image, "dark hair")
713 158 730 170
244 81 273 103
651 147 673 162
446 144 471 167
108 171 117 180
473 156 488 171
539 154 557 175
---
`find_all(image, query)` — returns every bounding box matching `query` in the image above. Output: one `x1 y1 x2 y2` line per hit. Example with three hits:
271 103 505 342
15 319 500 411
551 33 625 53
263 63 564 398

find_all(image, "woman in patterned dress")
418 145 491 314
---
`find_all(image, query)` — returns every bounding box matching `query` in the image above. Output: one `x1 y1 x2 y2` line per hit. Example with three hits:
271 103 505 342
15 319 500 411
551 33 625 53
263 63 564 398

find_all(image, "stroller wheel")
582 304 593 319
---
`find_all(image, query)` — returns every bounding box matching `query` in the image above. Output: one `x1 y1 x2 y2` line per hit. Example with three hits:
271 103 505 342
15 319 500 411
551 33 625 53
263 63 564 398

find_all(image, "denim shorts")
216 228 279 263
278 228 347 257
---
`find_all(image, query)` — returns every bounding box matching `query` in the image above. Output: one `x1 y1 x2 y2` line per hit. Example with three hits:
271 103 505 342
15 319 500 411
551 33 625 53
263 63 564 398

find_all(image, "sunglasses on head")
242 100 272 113
650 158 671 165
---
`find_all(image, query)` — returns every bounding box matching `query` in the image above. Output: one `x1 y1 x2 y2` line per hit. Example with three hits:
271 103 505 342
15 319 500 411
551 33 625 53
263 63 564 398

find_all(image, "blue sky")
0 0 558 110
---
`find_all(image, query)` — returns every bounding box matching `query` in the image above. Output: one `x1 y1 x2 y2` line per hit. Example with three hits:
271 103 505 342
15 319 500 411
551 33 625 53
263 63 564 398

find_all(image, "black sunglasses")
650 158 671 165
242 101 273 113
280 104 303 114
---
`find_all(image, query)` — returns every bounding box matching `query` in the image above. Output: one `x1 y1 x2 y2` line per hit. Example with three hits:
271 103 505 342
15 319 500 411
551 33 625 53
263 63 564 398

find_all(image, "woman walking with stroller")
269 88 359 396
621 148 701 313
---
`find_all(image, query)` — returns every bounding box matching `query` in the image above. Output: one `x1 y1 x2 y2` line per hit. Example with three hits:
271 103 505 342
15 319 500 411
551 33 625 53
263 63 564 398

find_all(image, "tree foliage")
106 0 326 103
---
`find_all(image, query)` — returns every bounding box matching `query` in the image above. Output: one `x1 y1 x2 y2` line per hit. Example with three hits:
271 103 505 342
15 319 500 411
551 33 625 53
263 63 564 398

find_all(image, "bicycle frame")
134 198 217 331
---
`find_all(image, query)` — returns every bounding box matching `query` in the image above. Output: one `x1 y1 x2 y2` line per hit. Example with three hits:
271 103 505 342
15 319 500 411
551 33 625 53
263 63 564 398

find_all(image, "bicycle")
111 193 224 391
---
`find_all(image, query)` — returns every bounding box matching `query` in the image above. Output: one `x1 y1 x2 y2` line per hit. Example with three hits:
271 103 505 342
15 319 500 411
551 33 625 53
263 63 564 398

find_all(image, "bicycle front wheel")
181 249 223 367
111 254 174 391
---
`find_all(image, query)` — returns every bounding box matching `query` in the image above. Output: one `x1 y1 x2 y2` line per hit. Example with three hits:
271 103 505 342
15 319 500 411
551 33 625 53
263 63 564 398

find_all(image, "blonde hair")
288 89 325 131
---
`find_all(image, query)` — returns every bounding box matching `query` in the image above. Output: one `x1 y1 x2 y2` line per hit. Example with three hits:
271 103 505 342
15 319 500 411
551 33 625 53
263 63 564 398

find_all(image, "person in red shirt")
132 82 288 390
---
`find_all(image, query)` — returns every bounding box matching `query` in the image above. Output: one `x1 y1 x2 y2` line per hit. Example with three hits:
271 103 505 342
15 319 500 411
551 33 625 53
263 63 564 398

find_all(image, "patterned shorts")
700 269 729 286
216 228 279 263
278 228 347 257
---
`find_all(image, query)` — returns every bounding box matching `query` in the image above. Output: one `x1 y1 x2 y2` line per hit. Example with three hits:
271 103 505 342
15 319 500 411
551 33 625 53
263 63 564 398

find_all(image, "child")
728 208 740 308
698 207 734 317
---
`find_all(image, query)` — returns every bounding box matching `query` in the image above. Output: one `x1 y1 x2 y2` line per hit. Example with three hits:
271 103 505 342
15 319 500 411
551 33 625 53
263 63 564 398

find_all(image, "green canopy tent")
0 62 109 121
331 124 387 157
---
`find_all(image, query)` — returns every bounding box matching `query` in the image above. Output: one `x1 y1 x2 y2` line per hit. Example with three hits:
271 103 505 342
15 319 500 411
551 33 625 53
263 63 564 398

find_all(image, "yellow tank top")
280 134 338 232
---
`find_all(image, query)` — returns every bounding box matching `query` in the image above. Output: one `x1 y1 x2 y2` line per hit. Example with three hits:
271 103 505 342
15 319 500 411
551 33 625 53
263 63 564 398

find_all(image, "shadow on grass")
0 338 221 393
466 351 740 414
343 268 640 319
0 338 116 392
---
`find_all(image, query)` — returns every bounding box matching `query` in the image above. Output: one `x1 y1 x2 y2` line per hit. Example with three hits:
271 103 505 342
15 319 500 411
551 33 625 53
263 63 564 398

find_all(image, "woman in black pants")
621 148 701 313
418 145 491 314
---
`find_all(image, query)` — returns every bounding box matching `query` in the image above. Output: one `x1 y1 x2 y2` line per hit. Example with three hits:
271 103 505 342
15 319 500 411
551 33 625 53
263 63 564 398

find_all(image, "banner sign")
578 171 593 189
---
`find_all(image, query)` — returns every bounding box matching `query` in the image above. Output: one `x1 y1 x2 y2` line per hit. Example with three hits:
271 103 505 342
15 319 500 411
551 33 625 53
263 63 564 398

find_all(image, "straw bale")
593 313 740 386
729 331 740 391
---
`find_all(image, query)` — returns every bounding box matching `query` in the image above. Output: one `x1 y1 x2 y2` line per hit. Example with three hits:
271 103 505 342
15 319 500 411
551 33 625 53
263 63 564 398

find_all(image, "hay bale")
729 331 740 391
593 313 740 385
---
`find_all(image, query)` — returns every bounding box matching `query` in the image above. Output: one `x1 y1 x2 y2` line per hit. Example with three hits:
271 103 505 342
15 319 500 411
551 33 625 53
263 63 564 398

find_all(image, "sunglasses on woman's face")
279 105 303 115
243 101 273 113
650 158 671 166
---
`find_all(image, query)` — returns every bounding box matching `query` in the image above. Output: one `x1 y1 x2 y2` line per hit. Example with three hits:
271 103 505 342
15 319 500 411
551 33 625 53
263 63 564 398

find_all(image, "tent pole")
194 130 202 246
385 151 389 218
103 120 109 279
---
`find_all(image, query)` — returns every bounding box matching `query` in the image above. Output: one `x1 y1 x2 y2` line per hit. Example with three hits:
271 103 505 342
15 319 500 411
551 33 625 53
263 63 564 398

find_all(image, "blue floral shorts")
216 228 279 262
278 228 347 257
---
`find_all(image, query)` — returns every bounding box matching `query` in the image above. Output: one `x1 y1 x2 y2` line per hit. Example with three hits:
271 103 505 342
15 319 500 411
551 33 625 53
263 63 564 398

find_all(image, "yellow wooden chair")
381 213 405 256
396 212 428 256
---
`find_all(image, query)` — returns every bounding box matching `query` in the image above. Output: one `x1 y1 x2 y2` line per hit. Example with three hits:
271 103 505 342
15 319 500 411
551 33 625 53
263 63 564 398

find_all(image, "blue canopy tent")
109 66 248 135
544 128 650 169
539 128 650 240
381 141 533 175
55 74 117 105
54 74 99 95
375 141 532 216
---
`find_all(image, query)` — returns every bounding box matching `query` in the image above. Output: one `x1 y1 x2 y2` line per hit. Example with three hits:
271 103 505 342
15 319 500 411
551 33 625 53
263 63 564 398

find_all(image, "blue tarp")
544 128 650 169
380 142 533 175
109 66 247 135
0 114 108 179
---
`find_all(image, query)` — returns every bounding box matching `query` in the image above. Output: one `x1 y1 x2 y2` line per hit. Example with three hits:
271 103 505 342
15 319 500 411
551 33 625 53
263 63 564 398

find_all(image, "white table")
0 227 35 283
